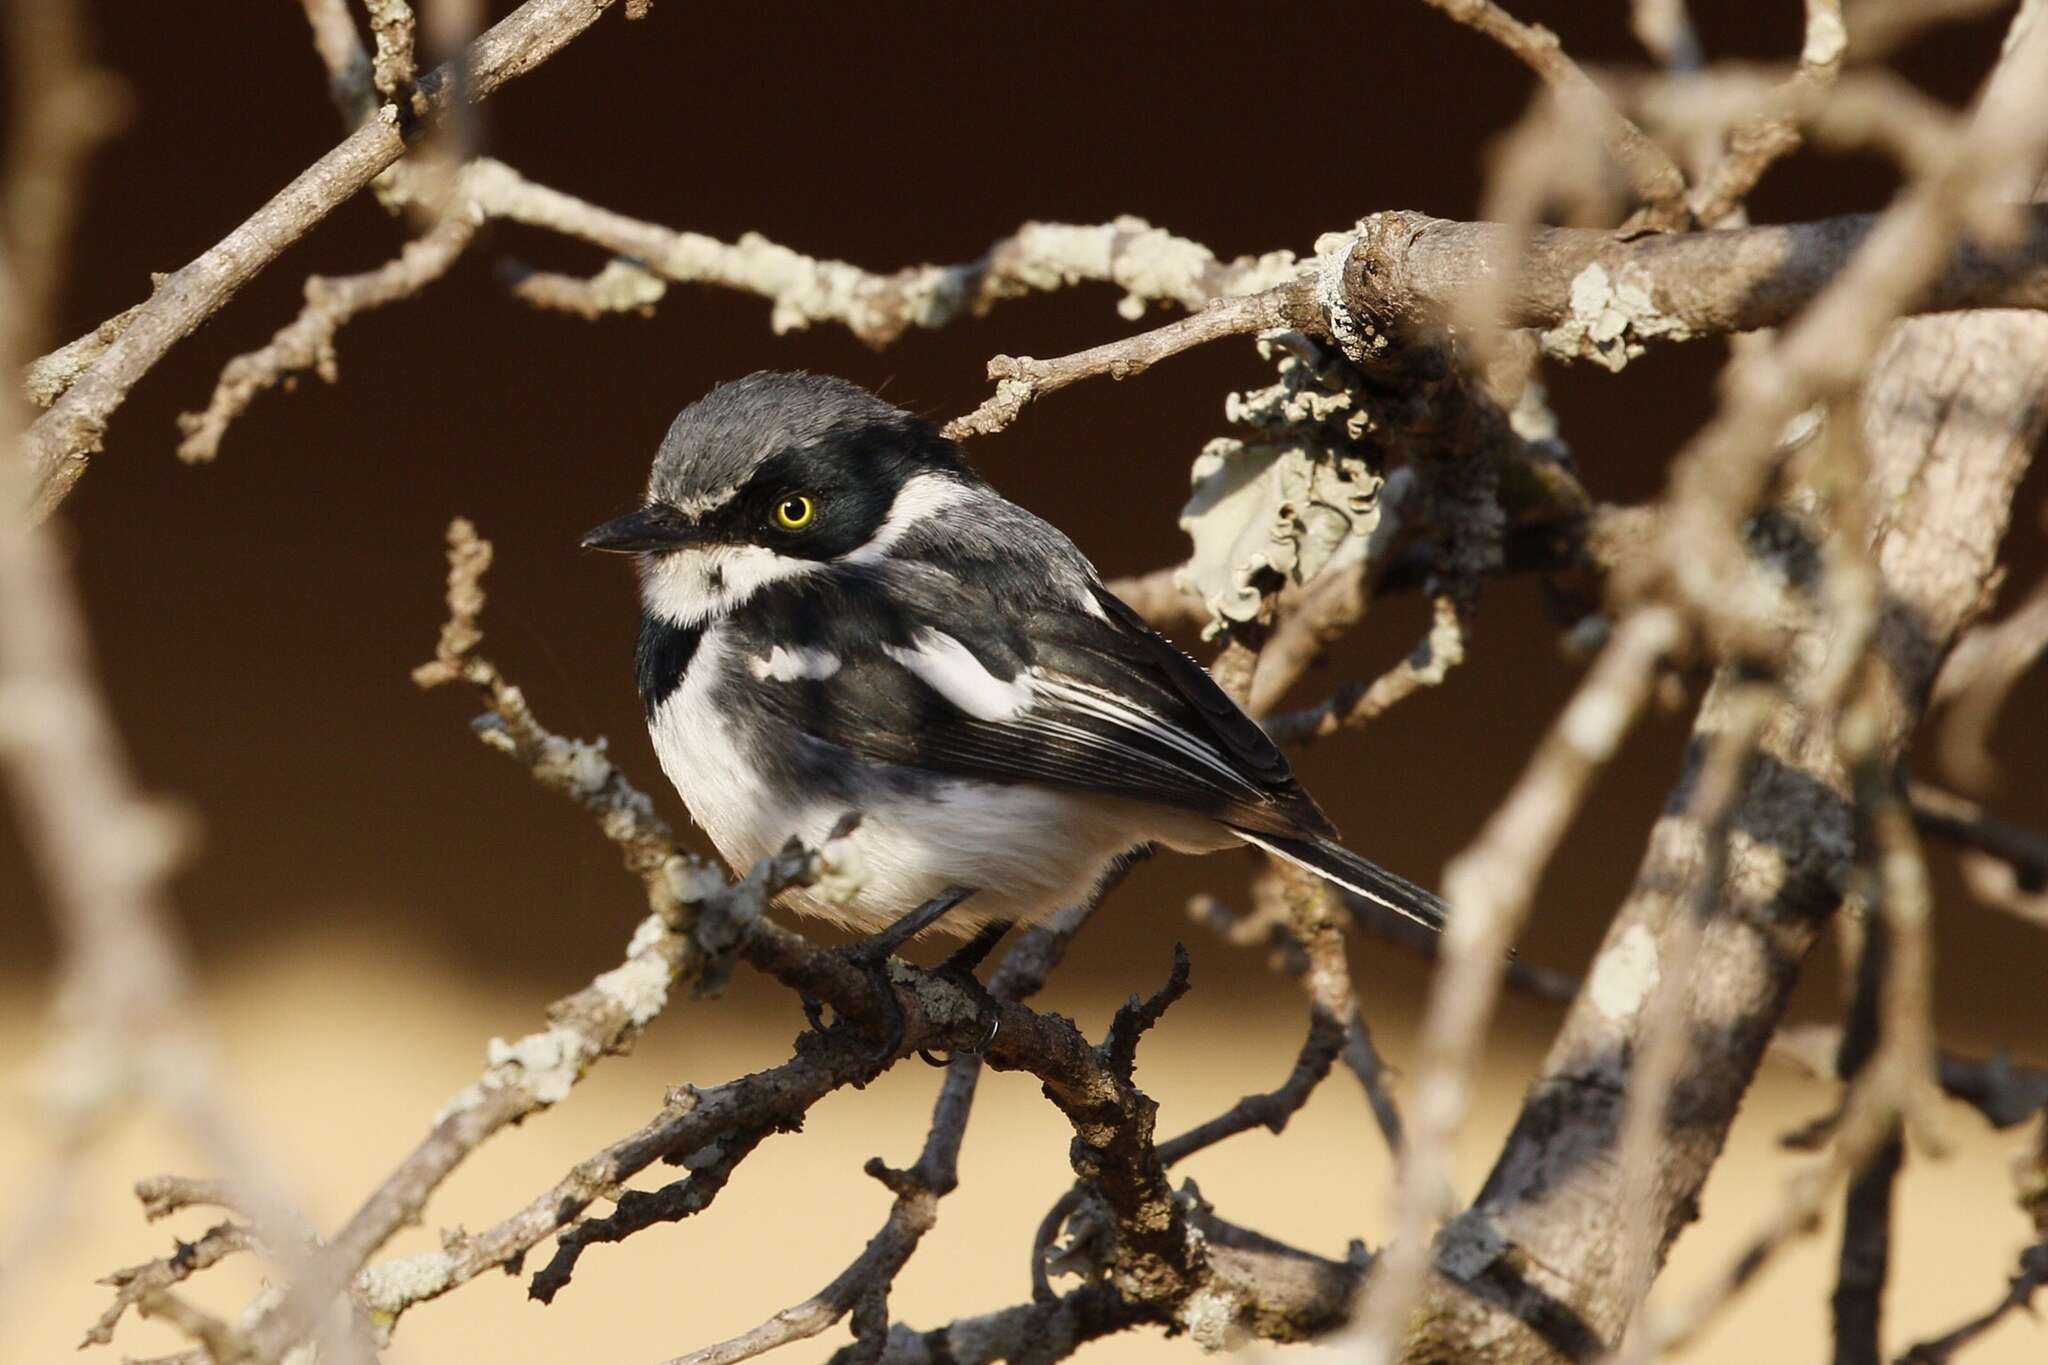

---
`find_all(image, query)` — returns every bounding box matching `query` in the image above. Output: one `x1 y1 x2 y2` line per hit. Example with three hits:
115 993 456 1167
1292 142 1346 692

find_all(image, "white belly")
647 629 1231 935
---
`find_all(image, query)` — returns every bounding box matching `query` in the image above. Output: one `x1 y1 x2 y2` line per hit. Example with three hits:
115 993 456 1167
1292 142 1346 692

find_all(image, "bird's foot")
798 947 905 1079
801 888 979 1079
916 919 1011 1068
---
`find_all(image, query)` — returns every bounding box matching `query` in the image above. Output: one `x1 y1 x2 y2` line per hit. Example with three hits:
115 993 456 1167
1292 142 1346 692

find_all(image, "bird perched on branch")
584 372 1444 1018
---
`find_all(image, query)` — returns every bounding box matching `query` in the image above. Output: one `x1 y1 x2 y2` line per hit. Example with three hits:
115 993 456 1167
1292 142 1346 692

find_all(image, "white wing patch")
886 630 1034 722
842 473 975 565
749 645 842 682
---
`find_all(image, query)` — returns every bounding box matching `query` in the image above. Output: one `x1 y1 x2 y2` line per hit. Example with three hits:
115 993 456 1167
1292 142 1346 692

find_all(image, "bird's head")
582 371 977 626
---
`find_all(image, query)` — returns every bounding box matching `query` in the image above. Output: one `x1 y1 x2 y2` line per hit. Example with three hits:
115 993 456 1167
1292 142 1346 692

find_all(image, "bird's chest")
645 625 800 870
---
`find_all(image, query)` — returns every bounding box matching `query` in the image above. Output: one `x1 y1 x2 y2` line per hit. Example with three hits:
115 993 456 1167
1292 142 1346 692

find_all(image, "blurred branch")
1773 1024 2048 1132
0 4 326 1354
1417 0 1689 229
1350 606 1683 1361
1896 1243 2048 1365
1909 782 2048 930
1929 556 2048 790
1688 1 1846 225
1403 83 2048 1355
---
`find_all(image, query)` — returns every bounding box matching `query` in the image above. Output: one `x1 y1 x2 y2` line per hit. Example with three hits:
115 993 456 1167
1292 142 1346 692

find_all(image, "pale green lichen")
1540 261 1693 372
356 1250 456 1318
591 951 672 1029
1177 336 1385 637
1176 1284 1243 1350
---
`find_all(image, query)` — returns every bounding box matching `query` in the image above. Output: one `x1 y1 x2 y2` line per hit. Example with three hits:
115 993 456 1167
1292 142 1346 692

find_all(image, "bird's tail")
1232 829 1446 934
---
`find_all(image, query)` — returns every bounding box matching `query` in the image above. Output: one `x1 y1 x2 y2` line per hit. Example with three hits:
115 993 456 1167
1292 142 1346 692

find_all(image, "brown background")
3 4 2045 1363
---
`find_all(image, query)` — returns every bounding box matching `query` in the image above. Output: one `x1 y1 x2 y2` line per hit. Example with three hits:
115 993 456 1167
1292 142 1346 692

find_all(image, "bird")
582 371 1445 1014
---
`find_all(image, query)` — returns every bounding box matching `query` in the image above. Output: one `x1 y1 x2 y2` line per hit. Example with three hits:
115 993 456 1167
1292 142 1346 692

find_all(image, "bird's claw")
916 963 1002 1068
798 942 907 1081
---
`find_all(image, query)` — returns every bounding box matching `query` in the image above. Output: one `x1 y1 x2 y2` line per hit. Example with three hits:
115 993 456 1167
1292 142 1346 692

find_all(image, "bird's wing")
732 568 1334 840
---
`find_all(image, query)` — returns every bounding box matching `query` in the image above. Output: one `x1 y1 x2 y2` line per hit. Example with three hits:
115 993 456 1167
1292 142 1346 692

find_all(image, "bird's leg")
917 919 1012 1068
801 887 977 1068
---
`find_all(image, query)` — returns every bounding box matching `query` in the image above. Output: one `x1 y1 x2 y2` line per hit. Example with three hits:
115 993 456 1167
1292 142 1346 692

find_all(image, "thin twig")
177 204 481 460
942 286 1316 440
21 0 625 517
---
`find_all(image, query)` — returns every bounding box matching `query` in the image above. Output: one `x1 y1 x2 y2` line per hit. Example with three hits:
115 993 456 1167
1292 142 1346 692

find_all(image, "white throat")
638 544 821 627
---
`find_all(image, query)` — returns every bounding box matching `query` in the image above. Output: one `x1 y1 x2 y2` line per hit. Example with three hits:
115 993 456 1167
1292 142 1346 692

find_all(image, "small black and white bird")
583 371 1445 960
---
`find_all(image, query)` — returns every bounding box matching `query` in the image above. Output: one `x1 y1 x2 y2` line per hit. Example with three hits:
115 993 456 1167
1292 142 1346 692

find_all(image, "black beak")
580 506 695 553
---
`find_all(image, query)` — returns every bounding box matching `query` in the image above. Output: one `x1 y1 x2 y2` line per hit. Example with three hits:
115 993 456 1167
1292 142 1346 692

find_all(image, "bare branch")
1895 1243 2048 1364
942 286 1316 440
177 205 480 461
22 301 142 407
21 0 626 517
83 1223 257 1349
462 165 1305 344
1330 205 2048 376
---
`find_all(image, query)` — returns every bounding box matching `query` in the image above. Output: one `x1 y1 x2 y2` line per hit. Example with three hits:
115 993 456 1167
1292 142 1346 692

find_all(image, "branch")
660 899 1097 1365
21 0 625 517
858 1205 1364 1364
1399 70 2048 1350
1896 1242 2048 1364
1688 1 1847 225
83 1223 258 1349
942 286 1317 440
1350 606 1683 1360
1328 205 2048 376
176 205 481 461
1773 1025 2048 1132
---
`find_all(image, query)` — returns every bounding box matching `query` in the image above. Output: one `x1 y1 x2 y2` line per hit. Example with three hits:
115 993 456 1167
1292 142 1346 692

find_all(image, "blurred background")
3 3 2045 1361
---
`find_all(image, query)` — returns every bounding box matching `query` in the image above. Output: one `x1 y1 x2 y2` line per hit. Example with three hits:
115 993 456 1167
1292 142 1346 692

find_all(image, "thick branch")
1404 293 2048 1365
1333 206 2048 373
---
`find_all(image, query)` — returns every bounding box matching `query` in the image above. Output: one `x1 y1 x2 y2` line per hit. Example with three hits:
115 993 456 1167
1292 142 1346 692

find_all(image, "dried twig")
21 0 625 517
83 1223 258 1349
177 205 481 460
943 286 1316 440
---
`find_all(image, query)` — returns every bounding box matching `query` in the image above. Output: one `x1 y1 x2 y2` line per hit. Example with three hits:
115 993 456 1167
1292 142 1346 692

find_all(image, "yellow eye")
773 494 816 530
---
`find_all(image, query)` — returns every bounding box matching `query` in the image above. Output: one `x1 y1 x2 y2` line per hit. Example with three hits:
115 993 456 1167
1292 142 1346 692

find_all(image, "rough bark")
1402 308 2048 1362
